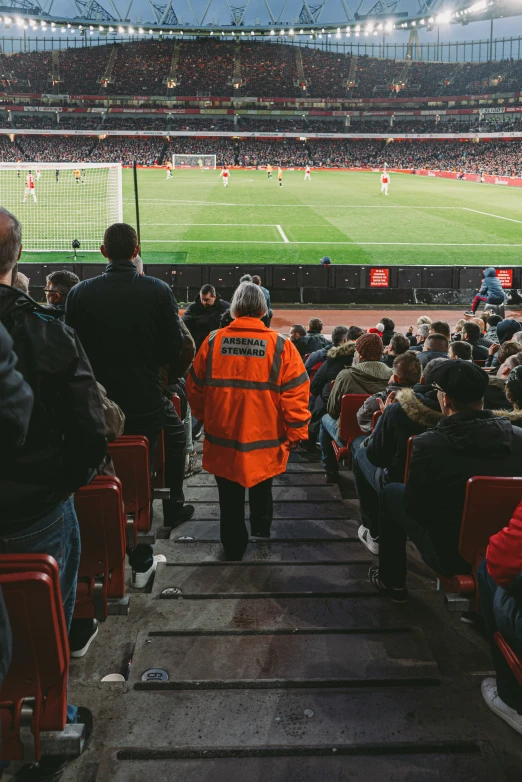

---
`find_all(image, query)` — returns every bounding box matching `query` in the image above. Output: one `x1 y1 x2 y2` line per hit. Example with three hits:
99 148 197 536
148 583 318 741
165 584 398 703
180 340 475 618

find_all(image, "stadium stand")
176 39 235 95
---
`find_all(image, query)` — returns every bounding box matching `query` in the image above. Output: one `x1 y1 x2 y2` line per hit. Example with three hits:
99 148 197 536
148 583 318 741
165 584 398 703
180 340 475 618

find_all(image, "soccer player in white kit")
380 169 390 196
36 169 41 182
219 166 230 187
304 165 311 181
23 172 37 204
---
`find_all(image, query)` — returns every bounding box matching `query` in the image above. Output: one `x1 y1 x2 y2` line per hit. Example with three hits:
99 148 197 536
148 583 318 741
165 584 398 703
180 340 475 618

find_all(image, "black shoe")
69 619 99 659
164 504 195 528
368 565 408 604
299 440 317 452
15 708 93 781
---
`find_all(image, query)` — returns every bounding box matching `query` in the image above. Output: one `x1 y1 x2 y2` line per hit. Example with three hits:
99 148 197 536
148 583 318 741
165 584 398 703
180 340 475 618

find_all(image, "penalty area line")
462 208 522 225
277 225 290 243
142 240 522 247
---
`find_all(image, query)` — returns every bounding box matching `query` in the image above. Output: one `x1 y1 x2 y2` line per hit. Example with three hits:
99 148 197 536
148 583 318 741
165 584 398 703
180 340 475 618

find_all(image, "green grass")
19 168 522 266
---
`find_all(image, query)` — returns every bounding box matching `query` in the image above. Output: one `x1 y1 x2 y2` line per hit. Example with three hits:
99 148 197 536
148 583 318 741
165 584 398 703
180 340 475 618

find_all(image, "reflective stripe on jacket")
186 317 311 488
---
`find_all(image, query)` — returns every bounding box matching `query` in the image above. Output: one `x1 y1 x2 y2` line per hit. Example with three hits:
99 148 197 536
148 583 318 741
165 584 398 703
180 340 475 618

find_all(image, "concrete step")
187 501 355 520
94 745 507 782
186 472 329 487
162 540 370 563
168 518 360 542
151 562 430 599
184 485 342 502
129 625 438 687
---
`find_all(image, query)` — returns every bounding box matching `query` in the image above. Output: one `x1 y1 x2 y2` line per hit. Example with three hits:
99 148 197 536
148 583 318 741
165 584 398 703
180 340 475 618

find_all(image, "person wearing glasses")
44 270 80 317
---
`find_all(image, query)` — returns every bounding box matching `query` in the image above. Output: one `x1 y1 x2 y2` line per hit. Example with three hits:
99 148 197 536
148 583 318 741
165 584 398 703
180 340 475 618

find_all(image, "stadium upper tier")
2 135 522 175
1 40 522 99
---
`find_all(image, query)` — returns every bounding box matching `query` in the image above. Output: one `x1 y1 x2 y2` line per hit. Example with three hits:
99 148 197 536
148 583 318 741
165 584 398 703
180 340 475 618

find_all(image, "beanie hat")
320 256 332 266
497 319 522 345
356 333 384 362
431 359 488 404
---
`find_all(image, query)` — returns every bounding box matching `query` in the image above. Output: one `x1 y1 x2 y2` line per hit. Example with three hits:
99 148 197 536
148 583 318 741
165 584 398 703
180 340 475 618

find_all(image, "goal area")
173 154 216 169
0 162 122 252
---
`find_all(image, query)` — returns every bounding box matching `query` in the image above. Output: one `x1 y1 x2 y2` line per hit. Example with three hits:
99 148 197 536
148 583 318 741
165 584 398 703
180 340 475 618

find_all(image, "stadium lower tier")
2 136 522 176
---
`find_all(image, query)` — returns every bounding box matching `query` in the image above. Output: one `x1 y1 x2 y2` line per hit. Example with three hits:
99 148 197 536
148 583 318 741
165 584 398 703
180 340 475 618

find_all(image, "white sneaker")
358 524 379 555
131 554 167 589
481 677 522 734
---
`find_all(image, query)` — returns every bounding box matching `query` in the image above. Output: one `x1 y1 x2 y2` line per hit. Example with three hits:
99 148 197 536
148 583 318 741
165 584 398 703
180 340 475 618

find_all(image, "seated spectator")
13 271 30 295
452 318 466 340
487 339 522 372
183 284 230 352
406 316 432 346
290 321 330 359
369 360 522 603
380 317 396 347
497 319 522 345
486 313 503 343
0 320 33 450
368 322 384 338
307 317 330 349
319 333 392 483
503 365 522 415
44 269 80 317
408 323 429 352
470 316 495 347
418 334 450 367
449 341 472 361
382 334 410 368
477 499 522 733
466 266 505 315
462 322 489 361
429 321 451 342
305 325 350 372
356 352 422 434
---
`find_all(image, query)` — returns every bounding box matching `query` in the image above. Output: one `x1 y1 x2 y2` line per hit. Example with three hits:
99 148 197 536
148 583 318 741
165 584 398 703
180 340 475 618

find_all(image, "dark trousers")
378 483 467 589
215 476 273 560
477 559 522 713
351 436 386 538
125 404 186 571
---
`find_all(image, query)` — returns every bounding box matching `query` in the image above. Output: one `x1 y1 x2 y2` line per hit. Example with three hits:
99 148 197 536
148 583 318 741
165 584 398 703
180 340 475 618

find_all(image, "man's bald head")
0 208 22 277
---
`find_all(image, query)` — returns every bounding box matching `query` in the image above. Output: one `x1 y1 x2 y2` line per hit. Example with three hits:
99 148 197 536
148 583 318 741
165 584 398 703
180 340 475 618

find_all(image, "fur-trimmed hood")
493 408 522 426
327 341 356 359
396 387 443 428
489 376 507 392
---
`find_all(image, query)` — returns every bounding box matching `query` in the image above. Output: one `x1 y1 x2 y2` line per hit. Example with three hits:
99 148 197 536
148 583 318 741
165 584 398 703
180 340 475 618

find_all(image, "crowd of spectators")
240 42 298 97
13 113 57 129
58 115 101 130
15 134 94 162
0 50 52 93
58 45 112 94
108 40 174 95
169 116 233 131
90 136 165 165
101 115 167 130
176 40 235 96
301 46 354 97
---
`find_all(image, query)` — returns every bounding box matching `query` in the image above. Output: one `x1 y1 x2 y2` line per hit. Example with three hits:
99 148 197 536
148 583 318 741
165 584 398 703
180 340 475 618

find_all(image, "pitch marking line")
463 208 522 225
143 240 522 247
125 200 461 208
277 225 290 243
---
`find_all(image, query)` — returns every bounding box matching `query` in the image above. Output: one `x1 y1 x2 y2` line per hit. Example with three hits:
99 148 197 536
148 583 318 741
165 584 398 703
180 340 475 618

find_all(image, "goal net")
0 162 122 252
173 154 216 169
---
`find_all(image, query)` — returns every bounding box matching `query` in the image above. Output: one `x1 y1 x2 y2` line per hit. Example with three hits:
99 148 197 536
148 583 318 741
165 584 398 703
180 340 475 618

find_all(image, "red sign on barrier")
369 268 389 288
497 269 513 288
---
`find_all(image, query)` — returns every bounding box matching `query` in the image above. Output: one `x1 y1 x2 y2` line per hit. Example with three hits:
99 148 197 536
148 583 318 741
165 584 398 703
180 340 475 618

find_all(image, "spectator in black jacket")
449 341 472 361
66 222 193 586
462 321 489 361
0 207 106 740
380 317 396 347
418 334 449 368
369 360 522 603
0 320 33 449
44 269 80 317
182 284 230 352
290 321 330 359
429 321 451 341
382 334 410 368
305 325 352 372
408 323 429 351
356 351 422 434
306 335 356 446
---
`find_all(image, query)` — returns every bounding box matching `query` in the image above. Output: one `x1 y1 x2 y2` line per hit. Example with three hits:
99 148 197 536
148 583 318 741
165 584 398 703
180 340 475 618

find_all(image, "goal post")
172 154 216 170
0 162 122 252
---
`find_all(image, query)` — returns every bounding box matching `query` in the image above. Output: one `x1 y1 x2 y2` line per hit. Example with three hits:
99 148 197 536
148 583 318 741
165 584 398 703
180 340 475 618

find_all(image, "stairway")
165 40 181 88
63 440 522 781
295 47 307 89
346 54 358 90
394 58 412 90
232 41 242 88
50 50 61 88
99 45 118 89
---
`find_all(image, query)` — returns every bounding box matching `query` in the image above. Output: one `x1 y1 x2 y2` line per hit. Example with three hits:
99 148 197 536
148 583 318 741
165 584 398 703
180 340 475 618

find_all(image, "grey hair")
422 357 450 385
0 207 22 275
239 274 252 283
511 331 522 347
417 316 432 326
417 324 430 339
230 282 267 319
133 254 144 274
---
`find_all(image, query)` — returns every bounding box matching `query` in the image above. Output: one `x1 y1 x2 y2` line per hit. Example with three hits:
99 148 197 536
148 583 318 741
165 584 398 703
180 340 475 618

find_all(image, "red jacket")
487 500 522 588
186 317 311 488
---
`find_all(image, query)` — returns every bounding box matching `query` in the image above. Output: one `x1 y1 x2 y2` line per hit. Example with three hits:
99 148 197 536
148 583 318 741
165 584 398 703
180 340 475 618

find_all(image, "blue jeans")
0 497 80 722
352 440 387 538
477 559 522 713
319 414 344 474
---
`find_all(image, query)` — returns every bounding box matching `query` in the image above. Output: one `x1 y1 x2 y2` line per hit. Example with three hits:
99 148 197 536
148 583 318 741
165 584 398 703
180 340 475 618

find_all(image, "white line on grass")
142 223 282 226
463 208 522 225
124 200 459 209
276 225 290 243
142 240 522 246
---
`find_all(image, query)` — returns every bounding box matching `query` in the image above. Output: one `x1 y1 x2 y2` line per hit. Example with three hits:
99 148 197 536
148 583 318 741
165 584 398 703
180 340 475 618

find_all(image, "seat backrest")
459 477 522 568
404 435 416 482
108 436 151 533
0 566 68 760
474 359 486 367
171 392 181 419
338 394 370 443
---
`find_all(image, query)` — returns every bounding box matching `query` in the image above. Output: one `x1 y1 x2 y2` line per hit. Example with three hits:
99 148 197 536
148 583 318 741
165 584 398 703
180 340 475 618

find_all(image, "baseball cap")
431 359 488 404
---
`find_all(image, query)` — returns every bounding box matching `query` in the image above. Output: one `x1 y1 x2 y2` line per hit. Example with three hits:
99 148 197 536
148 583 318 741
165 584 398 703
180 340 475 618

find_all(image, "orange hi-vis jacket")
186 317 311 488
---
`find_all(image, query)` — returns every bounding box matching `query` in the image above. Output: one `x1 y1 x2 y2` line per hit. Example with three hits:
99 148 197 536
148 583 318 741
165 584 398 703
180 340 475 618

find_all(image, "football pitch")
19 167 522 266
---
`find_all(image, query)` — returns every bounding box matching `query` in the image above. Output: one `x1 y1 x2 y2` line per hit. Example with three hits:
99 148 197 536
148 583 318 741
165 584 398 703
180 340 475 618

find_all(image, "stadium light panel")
289 28 294 34
280 28 285 34
428 16 434 22
16 17 22 24
366 22 373 31
139 27 143 32
67 22 71 27
251 30 255 34
128 26 134 32
336 32 340 37
436 11 451 23
346 31 350 36
79 24 83 28
411 20 416 25
89 25 94 30
355 31 359 36
28 19 34 25
4 16 11 24
61 27 65 32
300 28 304 33
118 25 124 32
354 24 360 31
270 29 275 34
420 18 425 24
321 27 325 32
377 23 383 30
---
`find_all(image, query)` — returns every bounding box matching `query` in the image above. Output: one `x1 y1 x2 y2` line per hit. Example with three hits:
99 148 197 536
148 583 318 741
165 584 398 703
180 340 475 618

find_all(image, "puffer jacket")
356 382 413 434
308 342 356 434
479 266 505 305
365 387 442 483
328 360 392 419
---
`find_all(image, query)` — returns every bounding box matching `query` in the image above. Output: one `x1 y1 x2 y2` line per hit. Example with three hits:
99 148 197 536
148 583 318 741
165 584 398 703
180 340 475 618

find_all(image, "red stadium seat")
74 476 127 622
437 477 522 609
307 360 324 384
474 360 486 367
0 557 68 762
404 435 416 482
108 436 151 541
170 392 181 418
331 394 370 467
494 632 522 688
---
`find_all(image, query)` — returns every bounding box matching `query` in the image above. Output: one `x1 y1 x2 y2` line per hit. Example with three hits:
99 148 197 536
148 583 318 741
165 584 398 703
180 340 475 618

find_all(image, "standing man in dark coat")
66 223 193 587
182 284 230 352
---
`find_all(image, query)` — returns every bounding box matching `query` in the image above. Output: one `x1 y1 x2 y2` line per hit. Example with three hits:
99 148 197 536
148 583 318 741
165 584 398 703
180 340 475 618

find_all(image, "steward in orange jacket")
186 316 311 488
